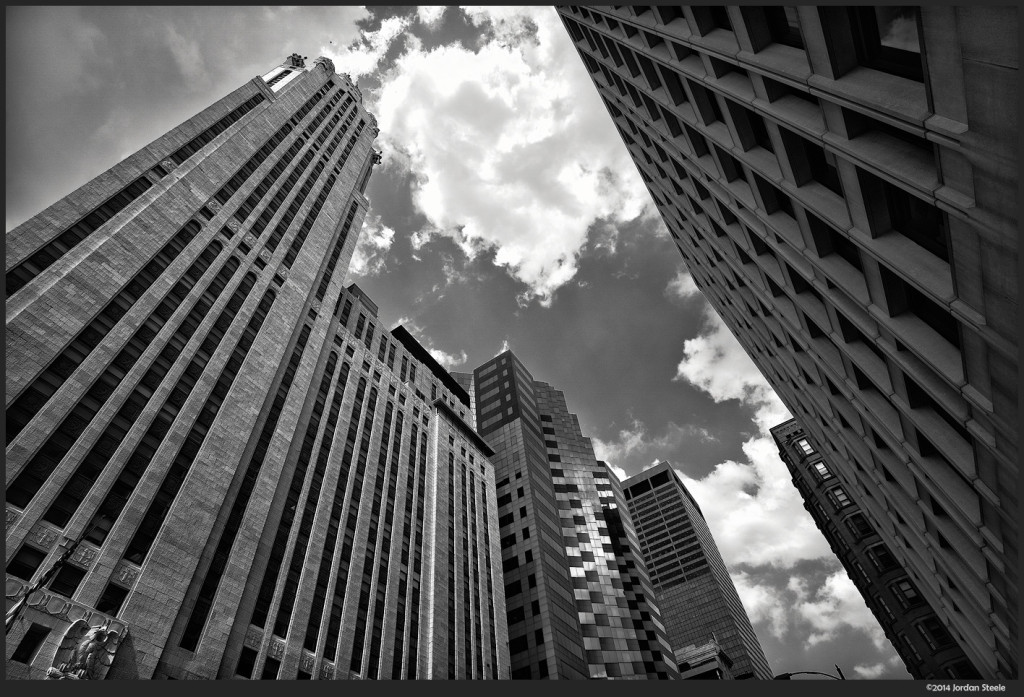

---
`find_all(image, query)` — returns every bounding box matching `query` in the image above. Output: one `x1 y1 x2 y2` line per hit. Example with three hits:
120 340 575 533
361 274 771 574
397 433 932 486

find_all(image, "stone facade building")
467 351 679 679
772 418 980 679
622 462 772 680
6 55 509 680
557 6 1017 679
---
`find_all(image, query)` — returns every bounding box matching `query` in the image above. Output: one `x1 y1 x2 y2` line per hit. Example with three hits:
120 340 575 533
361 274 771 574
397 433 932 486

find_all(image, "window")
812 461 833 480
796 439 814 455
826 486 852 510
916 617 956 650
766 7 804 49
848 7 924 82
11 624 50 664
844 513 873 540
892 579 925 609
867 544 899 572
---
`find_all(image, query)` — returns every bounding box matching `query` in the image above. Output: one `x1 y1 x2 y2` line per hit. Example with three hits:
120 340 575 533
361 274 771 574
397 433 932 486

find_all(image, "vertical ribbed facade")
622 462 772 680
771 418 980 679
473 352 679 679
5 56 508 681
557 6 1017 680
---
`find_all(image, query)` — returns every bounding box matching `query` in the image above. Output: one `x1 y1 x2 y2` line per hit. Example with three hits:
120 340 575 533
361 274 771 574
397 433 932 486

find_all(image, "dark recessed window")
766 6 805 49
849 6 924 82
11 624 51 664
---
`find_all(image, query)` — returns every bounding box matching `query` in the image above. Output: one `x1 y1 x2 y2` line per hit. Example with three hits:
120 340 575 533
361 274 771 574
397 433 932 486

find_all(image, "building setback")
771 419 980 679
6 55 509 680
622 462 772 680
557 6 1017 679
470 351 679 679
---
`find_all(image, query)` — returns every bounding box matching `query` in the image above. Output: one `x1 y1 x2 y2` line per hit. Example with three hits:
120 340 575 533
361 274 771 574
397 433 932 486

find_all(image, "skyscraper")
557 6 1017 679
771 418 980 679
6 55 509 681
471 351 678 680
622 462 772 680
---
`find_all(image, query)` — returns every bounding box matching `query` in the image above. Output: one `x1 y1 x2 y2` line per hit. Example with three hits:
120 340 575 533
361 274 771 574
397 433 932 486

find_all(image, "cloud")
495 338 511 357
665 268 702 302
592 419 717 472
416 6 446 29
429 348 468 369
164 22 205 86
606 463 628 482
668 308 833 568
731 570 790 640
369 6 653 306
347 212 396 278
792 572 889 651
322 14 412 79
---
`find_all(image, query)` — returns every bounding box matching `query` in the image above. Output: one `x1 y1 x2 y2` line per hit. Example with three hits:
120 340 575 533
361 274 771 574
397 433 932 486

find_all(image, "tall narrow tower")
471 351 679 680
6 56 509 681
622 463 772 680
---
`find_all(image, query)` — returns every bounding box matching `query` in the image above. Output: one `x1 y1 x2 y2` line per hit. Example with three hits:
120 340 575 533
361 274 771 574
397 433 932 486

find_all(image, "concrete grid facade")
622 462 772 680
6 55 509 680
557 6 1017 679
471 352 679 679
771 418 980 679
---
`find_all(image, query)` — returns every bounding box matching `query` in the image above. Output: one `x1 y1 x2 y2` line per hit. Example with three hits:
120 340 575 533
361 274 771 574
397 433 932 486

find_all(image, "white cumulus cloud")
347 212 396 279
665 268 702 302
322 15 412 79
793 572 889 651
592 419 717 473
370 6 653 306
415 6 446 29
731 570 790 640
428 348 468 369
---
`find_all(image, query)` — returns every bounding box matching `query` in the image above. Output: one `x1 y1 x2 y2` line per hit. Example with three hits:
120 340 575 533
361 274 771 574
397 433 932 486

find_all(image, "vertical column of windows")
168 94 266 166
6 176 154 298
6 232 221 509
6 219 204 445
301 360 353 652
300 376 366 656
314 202 360 302
404 423 426 678
389 420 418 679
365 409 404 678
469 475 483 678
322 384 379 660
446 452 457 678
348 399 395 674
461 464 473 678
179 324 314 649
121 282 276 565
270 353 340 637
482 488 499 680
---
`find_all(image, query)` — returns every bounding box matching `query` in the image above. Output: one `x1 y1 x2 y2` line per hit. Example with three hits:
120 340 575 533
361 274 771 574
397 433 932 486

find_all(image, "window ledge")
808 67 929 126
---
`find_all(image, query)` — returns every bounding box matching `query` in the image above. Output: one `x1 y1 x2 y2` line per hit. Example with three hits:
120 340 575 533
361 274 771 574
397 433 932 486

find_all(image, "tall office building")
557 6 1017 679
771 418 979 679
622 462 772 680
6 55 509 680
471 351 679 679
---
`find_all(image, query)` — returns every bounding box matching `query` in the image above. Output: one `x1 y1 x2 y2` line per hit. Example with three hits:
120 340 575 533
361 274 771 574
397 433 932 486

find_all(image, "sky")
6 6 909 680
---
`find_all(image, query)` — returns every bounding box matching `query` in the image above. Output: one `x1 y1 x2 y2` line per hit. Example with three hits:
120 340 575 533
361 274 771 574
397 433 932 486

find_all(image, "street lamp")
774 664 847 680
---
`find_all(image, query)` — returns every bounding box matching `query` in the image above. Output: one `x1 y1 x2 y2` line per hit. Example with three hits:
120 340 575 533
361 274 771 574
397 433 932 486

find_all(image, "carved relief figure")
46 620 121 680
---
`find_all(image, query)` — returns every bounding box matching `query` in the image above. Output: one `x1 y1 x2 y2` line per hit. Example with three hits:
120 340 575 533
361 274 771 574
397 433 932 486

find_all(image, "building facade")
771 418 980 679
471 351 679 679
557 6 1017 679
6 55 509 680
622 462 772 680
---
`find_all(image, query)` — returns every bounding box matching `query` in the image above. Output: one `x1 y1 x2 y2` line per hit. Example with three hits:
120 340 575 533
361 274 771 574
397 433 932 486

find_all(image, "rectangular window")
826 486 852 510
892 579 925 609
848 7 924 82
796 439 814 455
812 461 833 480
11 624 50 664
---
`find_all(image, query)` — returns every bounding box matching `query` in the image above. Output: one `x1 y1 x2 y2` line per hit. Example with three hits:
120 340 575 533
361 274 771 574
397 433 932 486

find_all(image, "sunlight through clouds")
366 7 654 306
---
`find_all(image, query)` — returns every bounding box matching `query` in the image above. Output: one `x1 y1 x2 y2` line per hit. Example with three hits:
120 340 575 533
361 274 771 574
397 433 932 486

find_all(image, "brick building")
6 55 508 680
557 6 1017 679
772 418 980 679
